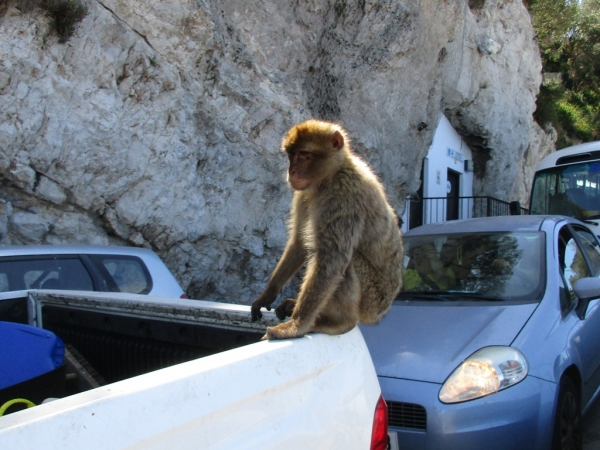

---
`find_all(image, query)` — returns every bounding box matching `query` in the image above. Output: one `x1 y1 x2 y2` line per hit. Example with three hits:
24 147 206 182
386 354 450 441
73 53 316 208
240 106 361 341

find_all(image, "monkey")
251 119 404 340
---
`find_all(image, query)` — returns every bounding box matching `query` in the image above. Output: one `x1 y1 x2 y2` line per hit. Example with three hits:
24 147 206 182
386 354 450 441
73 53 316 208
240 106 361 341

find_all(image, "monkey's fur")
251 119 404 340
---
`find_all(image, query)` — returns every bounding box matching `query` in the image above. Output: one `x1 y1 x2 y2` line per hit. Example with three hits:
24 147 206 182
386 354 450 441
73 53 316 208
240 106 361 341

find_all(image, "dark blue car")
360 215 600 450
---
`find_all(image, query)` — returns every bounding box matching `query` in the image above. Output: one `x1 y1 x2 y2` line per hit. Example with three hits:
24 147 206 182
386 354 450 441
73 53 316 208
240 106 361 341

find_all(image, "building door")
447 169 460 221
409 164 424 230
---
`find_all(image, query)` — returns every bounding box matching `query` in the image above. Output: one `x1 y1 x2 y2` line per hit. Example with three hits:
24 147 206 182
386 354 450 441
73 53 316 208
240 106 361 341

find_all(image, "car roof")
404 215 570 236
0 245 157 258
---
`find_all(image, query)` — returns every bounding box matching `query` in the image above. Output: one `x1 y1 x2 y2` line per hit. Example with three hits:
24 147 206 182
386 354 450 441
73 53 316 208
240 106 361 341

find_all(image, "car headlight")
439 346 528 404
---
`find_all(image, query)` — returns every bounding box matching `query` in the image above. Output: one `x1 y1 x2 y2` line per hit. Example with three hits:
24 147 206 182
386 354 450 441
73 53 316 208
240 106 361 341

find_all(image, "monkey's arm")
251 195 308 322
251 239 307 321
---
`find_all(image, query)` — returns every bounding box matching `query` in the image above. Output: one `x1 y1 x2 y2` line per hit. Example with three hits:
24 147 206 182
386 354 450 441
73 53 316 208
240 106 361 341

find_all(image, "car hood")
359 302 538 384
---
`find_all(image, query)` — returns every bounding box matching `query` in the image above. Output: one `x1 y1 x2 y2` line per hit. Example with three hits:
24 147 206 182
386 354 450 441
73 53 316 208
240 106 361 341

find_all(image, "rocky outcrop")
0 0 552 301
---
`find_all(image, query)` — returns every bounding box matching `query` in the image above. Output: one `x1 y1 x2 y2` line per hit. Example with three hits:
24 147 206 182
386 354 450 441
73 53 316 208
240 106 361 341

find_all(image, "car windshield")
400 231 545 302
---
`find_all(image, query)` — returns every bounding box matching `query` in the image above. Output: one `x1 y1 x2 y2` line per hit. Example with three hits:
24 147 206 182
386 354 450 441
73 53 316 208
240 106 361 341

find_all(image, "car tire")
552 376 582 450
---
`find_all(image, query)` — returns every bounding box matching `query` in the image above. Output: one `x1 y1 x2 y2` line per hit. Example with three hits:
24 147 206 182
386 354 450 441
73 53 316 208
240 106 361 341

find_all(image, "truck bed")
0 291 383 449
1 290 279 395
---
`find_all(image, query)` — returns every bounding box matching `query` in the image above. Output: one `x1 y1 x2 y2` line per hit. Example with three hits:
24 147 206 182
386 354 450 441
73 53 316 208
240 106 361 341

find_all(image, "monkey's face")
287 150 316 191
281 123 346 191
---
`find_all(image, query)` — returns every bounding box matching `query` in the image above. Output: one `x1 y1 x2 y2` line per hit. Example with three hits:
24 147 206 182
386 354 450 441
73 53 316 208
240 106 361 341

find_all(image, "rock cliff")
0 0 553 301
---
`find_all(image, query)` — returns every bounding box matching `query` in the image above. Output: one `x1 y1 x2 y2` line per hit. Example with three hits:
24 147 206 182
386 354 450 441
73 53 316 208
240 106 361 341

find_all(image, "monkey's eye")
289 151 313 166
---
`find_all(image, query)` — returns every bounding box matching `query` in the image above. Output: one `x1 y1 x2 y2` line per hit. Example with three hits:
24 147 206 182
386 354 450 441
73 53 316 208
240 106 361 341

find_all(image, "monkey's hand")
251 288 277 322
261 319 305 340
275 298 297 320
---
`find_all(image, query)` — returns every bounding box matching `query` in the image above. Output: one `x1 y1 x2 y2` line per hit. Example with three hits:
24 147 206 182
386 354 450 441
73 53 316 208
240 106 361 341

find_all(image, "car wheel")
552 376 582 450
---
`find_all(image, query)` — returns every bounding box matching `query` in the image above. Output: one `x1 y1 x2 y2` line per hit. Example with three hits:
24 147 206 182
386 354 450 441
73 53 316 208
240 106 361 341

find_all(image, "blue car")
360 215 600 450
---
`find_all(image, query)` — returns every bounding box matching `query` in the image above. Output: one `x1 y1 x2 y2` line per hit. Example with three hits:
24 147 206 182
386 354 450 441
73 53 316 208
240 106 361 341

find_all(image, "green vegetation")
527 0 600 148
6 0 88 43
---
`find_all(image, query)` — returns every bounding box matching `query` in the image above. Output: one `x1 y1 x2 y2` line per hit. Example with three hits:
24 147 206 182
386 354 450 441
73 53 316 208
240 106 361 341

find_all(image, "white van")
529 141 600 236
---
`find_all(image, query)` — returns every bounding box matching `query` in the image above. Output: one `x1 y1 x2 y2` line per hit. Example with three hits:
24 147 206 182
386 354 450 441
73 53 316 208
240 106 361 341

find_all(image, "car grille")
387 401 427 430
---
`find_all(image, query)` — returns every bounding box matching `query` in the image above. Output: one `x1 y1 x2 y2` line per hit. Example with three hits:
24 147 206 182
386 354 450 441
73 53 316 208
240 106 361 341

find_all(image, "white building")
400 115 474 232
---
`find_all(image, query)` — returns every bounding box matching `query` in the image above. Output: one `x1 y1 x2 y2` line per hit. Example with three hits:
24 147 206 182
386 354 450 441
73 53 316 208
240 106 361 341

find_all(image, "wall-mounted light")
464 160 474 172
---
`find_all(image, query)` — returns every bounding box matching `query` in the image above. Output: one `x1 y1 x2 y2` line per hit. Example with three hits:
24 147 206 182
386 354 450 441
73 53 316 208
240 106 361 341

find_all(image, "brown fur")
251 119 404 340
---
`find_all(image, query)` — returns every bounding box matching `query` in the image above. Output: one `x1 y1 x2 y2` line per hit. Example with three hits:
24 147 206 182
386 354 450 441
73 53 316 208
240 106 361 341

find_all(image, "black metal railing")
404 196 528 230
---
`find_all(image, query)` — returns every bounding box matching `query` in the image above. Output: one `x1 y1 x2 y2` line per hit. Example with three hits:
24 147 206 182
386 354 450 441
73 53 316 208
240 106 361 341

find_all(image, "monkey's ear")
331 130 344 150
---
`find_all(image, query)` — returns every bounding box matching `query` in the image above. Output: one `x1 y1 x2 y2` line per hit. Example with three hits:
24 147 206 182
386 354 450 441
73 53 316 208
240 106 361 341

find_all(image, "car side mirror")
573 277 600 319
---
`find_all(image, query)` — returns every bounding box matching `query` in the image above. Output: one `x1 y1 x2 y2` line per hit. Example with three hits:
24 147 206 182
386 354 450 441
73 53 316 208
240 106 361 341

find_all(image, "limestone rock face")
0 0 552 301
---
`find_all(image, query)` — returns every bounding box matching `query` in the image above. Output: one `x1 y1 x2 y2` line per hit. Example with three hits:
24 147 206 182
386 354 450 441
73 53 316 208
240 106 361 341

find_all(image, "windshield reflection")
400 231 545 302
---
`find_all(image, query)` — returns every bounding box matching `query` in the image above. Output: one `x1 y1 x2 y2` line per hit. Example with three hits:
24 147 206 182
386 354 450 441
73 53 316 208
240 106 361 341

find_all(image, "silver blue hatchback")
360 215 600 450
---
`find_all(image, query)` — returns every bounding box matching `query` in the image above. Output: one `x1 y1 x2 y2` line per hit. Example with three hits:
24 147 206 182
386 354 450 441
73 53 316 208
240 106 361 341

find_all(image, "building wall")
424 115 474 198
400 115 474 232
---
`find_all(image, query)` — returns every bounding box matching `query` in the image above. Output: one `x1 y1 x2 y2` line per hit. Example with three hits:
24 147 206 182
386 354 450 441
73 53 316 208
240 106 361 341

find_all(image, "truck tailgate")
0 327 379 449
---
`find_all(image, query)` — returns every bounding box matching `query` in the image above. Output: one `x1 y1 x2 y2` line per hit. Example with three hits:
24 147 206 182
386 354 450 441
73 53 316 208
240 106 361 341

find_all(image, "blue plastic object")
0 321 65 390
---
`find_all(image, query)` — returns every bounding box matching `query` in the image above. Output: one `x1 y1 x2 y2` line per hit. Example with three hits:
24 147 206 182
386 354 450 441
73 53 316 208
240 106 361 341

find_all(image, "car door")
558 224 600 405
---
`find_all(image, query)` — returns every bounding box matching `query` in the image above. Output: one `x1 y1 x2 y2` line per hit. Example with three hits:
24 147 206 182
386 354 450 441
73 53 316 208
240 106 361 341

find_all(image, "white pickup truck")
0 290 388 449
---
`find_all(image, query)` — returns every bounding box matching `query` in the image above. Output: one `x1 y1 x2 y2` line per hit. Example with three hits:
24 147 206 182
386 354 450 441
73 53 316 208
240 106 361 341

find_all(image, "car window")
0 257 94 292
400 231 545 302
573 227 600 276
562 238 589 288
92 256 151 295
558 227 591 304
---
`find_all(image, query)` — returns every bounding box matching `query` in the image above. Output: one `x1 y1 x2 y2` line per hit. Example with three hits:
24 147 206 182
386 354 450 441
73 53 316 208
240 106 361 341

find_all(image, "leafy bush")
533 77 564 128
556 99 593 141
528 0 600 147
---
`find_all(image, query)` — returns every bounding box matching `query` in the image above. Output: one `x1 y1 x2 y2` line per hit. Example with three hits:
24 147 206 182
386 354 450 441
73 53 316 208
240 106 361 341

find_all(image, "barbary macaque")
251 119 404 340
